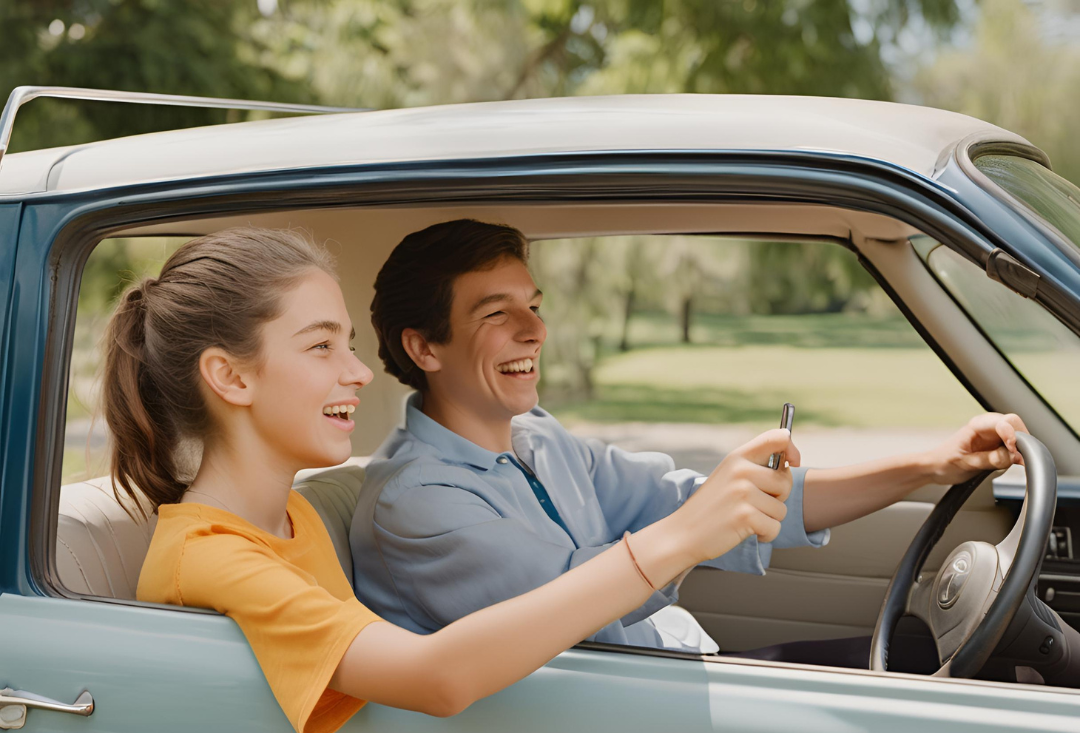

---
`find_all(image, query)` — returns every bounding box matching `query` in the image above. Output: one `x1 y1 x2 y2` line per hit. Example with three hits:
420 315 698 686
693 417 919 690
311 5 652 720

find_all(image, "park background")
1 0 1077 480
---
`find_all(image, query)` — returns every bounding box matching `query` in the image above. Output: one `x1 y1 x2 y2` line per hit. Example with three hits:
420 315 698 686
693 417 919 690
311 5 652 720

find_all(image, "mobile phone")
767 403 795 470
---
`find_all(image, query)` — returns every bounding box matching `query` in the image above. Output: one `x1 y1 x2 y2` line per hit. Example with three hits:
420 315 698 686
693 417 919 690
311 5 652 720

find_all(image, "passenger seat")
55 458 368 600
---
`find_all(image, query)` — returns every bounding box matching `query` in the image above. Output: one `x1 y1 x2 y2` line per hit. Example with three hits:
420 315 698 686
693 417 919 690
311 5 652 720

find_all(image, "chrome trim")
0 85 363 171
0 688 93 729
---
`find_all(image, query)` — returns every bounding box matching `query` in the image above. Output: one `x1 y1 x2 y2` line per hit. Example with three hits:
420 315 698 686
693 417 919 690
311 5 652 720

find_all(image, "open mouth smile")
495 357 537 379
322 402 357 431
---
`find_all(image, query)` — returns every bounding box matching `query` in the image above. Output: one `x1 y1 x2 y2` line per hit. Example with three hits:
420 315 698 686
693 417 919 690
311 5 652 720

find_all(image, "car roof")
0 94 1032 195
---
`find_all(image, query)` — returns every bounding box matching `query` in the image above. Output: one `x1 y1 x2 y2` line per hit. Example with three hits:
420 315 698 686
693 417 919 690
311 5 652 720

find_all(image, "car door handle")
0 688 94 729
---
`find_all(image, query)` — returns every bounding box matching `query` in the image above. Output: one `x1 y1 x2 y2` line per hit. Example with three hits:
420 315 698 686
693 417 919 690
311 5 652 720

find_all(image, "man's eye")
530 306 541 314
313 343 331 351
349 345 356 353
486 311 506 318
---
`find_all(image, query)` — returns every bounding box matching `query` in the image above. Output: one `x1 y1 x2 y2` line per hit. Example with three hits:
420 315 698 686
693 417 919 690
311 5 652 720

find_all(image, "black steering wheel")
870 431 1073 680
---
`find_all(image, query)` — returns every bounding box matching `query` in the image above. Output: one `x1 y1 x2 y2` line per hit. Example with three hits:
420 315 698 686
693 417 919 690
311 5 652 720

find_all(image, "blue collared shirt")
350 394 829 650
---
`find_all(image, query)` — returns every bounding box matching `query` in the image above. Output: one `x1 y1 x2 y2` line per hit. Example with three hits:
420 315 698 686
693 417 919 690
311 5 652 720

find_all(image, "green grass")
548 312 986 429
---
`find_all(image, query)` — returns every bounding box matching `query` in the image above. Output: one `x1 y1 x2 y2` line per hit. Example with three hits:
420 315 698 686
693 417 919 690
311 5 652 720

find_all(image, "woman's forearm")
802 451 936 533
332 513 695 715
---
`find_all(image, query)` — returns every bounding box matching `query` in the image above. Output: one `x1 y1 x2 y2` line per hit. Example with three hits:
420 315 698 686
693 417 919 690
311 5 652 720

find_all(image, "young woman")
105 227 798 733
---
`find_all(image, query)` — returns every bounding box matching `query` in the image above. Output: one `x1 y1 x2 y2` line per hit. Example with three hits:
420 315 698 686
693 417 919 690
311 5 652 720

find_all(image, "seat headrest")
56 476 157 599
57 458 368 599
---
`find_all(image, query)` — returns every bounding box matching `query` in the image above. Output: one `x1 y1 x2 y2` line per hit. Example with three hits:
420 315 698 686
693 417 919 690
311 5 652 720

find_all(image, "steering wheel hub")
937 550 973 609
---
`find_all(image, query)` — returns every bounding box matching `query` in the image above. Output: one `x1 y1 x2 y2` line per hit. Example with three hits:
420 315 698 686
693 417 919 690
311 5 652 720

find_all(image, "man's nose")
517 309 546 344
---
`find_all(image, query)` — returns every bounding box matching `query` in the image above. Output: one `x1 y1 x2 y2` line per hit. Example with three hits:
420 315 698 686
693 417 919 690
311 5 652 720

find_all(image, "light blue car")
2 86 1080 731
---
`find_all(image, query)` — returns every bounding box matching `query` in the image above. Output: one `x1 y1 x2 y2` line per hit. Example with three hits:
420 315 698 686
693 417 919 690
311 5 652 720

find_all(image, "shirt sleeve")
177 533 382 733
700 466 830 575
372 481 674 632
577 436 701 534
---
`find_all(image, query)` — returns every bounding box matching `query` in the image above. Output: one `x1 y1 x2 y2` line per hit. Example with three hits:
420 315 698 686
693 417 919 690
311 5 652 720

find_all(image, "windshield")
916 236 1080 435
974 154 1080 256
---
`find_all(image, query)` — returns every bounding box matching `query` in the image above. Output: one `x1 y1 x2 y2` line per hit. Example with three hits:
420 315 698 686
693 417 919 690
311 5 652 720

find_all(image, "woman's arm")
330 427 797 716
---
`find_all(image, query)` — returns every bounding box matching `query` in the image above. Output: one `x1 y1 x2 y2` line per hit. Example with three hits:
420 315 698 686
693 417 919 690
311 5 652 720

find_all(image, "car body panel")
0 95 1028 195
3 94 1080 729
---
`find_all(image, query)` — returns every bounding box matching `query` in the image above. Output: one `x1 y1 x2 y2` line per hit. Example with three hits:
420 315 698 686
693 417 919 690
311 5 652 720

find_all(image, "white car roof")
0 94 1030 195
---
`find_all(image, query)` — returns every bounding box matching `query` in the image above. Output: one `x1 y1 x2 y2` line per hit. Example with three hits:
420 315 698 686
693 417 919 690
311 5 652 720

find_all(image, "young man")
350 219 1026 656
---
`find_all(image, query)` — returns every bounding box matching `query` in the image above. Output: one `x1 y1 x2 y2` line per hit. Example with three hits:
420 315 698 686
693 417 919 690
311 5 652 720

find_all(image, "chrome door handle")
0 688 94 730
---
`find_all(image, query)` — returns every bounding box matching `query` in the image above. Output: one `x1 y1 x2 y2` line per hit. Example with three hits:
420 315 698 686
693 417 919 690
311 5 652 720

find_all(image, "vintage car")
1 86 1080 731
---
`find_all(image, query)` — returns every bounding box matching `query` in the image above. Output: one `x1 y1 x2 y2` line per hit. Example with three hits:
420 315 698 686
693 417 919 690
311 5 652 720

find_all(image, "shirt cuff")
699 466 830 576
569 541 678 626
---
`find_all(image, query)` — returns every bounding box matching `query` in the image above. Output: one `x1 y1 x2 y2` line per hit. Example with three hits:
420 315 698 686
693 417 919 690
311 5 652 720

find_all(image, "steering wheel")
870 432 1062 679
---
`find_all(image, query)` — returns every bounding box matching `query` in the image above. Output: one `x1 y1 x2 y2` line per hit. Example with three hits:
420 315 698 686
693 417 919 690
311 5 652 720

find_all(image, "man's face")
427 257 545 421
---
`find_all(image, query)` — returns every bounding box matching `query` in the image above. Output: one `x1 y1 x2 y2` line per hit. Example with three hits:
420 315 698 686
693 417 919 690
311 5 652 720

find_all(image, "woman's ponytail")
100 228 336 519
103 280 184 519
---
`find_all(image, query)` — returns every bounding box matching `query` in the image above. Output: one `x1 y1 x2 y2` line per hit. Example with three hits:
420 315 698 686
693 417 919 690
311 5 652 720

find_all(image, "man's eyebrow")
293 320 356 339
469 289 543 315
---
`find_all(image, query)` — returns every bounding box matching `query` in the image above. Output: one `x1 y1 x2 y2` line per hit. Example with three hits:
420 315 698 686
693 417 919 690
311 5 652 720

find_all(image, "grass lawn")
548 312 986 429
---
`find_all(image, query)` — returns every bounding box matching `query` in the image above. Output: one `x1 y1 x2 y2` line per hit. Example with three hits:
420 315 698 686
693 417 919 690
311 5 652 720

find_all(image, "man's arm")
802 412 1027 533
372 482 677 631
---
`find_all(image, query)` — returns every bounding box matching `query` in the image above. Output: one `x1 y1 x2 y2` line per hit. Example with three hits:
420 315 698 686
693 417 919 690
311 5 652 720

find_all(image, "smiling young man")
349 218 1027 658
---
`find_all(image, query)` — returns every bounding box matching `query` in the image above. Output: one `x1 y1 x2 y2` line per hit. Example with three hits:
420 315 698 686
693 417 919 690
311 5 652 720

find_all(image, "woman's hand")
670 428 799 565
927 412 1028 485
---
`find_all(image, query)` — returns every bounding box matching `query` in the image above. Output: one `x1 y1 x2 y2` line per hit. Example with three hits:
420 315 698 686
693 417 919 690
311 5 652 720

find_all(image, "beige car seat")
55 458 368 599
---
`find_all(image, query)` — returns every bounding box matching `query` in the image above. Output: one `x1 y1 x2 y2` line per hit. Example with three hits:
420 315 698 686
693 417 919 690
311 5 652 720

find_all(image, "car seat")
54 458 368 600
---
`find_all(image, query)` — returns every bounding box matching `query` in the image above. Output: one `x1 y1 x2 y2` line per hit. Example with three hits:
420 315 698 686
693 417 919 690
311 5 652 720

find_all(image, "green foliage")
912 0 1080 186
0 0 313 153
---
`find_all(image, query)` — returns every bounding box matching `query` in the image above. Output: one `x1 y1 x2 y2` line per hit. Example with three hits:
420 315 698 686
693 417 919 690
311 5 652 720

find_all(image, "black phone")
767 403 795 470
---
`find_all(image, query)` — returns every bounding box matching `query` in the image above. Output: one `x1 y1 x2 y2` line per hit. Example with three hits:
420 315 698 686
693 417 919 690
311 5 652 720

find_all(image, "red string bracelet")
622 530 658 592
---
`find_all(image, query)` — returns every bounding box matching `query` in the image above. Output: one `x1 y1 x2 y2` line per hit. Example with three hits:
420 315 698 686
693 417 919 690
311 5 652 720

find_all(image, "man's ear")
199 347 254 407
401 328 442 374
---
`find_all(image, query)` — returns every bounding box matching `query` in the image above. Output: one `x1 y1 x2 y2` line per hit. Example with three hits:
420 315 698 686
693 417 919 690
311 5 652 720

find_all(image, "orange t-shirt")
137 491 382 733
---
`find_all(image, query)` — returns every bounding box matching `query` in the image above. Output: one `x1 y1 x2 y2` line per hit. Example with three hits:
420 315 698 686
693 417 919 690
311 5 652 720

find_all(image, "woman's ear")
401 328 442 374
199 347 254 407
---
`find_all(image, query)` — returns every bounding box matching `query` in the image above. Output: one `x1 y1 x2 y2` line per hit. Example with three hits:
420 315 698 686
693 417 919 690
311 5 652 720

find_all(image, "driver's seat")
55 459 368 600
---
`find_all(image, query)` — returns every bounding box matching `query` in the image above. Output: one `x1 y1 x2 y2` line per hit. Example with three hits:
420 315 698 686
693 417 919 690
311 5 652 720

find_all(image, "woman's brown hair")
103 227 336 518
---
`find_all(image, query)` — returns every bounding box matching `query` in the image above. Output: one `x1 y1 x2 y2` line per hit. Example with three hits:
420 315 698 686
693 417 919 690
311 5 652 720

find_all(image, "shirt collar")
404 392 503 471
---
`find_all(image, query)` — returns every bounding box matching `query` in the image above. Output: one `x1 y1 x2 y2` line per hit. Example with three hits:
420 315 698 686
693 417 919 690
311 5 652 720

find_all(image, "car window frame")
957 136 1080 273
15 148 1062 669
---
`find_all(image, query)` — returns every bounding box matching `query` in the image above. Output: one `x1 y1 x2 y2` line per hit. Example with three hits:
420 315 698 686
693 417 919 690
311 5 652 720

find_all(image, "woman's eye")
313 343 331 351
530 306 541 314
486 311 506 318
349 345 356 353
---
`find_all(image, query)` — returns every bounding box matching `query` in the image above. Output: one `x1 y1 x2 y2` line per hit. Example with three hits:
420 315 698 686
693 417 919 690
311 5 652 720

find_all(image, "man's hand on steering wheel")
928 412 1028 485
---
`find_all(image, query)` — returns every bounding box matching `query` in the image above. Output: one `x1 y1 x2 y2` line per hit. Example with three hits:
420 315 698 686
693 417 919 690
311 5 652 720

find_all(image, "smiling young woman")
103 226 800 733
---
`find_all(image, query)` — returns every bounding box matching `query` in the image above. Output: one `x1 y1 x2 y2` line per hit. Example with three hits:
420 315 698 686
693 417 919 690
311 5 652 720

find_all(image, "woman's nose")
346 353 375 387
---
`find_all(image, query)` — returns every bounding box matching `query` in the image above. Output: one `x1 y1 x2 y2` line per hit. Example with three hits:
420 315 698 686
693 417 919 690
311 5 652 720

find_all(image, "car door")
0 192 306 732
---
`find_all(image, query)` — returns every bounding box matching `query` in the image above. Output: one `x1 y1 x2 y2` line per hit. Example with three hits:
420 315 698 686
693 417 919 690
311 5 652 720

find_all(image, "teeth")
323 404 356 417
497 358 534 374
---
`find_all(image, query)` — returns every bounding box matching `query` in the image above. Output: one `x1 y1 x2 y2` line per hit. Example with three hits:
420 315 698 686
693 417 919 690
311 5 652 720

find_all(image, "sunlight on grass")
550 344 983 429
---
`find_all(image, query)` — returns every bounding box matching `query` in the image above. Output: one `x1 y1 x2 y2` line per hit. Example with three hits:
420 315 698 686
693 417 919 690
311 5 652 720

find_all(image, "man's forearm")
802 451 938 533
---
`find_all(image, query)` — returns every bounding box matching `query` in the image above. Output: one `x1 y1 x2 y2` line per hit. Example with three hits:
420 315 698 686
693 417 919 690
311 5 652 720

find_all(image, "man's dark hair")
371 219 530 391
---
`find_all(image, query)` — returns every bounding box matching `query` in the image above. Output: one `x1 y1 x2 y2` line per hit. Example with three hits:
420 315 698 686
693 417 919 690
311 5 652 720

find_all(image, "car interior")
52 200 1080 684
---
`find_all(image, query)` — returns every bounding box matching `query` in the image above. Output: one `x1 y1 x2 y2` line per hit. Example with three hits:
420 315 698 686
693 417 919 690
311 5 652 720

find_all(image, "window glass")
917 236 1080 435
530 235 983 474
65 237 191 484
974 154 1080 255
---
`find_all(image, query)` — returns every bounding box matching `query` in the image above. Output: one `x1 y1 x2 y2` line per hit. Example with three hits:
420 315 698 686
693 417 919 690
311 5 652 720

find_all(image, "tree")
911 0 1080 186
0 0 312 153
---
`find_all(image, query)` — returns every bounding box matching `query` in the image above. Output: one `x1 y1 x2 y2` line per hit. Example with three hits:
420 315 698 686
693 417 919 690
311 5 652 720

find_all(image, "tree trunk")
681 295 693 344
619 287 635 352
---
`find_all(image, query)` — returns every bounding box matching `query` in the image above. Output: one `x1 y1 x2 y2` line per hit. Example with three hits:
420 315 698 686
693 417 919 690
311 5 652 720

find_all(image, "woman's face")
248 269 374 469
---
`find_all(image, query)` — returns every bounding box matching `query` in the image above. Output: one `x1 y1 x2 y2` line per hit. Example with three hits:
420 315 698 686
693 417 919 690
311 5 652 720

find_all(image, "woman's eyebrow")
293 320 355 338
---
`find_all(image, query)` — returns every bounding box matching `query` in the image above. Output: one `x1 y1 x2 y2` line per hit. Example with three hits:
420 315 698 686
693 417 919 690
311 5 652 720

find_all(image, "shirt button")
497 456 509 464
